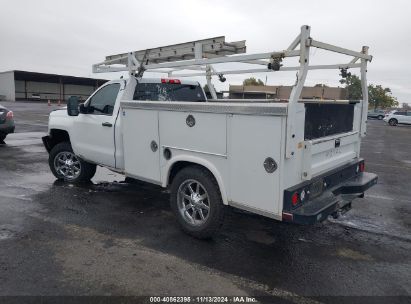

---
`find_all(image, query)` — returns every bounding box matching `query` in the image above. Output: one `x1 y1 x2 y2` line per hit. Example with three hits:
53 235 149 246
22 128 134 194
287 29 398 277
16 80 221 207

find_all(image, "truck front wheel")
170 166 225 239
49 142 96 183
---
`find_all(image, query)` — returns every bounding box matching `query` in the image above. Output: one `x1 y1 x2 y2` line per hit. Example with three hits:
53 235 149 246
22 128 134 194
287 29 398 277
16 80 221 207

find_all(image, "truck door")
71 83 121 168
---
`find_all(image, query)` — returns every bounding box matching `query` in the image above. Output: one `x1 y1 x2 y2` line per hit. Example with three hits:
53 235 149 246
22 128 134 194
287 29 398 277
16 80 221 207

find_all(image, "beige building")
229 85 347 100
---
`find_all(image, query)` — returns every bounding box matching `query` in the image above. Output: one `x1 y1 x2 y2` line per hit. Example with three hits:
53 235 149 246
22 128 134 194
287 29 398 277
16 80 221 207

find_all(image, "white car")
383 110 411 126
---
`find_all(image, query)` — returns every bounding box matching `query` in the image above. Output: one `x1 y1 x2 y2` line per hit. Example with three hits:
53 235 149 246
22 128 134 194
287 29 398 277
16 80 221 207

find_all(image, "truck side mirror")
67 96 79 116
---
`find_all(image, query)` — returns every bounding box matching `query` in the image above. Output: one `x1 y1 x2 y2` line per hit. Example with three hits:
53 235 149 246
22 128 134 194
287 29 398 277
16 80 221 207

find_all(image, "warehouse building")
0 70 107 102
229 85 347 100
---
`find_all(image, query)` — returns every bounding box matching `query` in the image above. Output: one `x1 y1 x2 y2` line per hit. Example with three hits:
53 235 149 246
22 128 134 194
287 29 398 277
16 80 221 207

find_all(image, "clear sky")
1 0 410 103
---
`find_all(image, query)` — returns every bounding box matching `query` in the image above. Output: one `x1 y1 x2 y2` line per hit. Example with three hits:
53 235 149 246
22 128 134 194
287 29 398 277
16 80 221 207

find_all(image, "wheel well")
168 161 216 187
49 129 70 149
168 161 228 205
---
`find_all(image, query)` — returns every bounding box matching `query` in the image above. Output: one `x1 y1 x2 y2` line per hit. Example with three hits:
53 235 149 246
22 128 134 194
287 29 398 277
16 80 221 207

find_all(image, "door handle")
102 122 113 127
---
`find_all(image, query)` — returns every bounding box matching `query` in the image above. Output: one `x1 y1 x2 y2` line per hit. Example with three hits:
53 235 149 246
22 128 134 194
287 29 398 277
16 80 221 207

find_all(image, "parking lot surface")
0 102 410 303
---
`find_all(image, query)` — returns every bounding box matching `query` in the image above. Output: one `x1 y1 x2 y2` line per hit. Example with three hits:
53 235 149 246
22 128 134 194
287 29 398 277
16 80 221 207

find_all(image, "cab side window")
88 83 120 115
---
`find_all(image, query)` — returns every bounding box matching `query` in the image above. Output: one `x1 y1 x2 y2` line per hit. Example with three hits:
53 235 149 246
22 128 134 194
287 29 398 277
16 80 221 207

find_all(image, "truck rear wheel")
49 142 96 183
170 166 225 239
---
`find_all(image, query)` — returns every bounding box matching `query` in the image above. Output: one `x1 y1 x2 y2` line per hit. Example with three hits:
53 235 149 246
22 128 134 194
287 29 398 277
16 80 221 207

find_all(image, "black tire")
378 115 384 120
389 118 398 126
49 142 96 183
0 133 6 143
170 166 225 239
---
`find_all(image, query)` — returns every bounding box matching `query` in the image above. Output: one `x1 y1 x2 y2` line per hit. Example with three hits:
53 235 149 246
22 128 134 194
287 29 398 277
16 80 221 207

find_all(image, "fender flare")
43 128 72 152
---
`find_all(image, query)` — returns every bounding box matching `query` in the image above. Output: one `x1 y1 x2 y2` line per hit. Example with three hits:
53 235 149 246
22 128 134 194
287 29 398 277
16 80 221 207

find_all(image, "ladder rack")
92 25 372 160
104 36 246 66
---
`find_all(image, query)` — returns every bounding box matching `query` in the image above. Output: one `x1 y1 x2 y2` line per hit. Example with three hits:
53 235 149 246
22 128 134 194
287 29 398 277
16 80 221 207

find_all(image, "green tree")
339 73 398 109
368 84 398 109
243 77 264 86
339 74 363 100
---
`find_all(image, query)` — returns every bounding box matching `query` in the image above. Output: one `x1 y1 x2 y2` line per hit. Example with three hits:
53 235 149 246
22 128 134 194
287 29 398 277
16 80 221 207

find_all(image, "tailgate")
301 103 360 180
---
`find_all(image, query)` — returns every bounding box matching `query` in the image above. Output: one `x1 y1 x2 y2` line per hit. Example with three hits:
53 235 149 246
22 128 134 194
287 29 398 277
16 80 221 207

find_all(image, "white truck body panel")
227 114 284 217
119 99 361 219
159 111 227 157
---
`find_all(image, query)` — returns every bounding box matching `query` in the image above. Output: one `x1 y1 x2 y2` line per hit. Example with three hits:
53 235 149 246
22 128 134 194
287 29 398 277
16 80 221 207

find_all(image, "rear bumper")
282 161 378 224
0 123 15 134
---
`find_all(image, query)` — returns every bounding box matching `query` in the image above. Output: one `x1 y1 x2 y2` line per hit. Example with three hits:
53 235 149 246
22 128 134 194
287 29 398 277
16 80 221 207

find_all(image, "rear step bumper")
282 172 378 224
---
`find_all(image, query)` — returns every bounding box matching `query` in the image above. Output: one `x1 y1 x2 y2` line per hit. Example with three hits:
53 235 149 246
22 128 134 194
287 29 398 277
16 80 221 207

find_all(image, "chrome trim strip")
163 145 227 158
120 101 288 116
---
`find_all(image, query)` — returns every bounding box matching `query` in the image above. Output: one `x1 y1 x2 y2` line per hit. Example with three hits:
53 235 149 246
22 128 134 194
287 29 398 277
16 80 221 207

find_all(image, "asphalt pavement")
0 102 410 303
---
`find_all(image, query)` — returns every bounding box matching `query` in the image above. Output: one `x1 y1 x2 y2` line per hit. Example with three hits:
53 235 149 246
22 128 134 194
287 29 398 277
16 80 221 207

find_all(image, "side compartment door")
228 115 283 216
122 108 161 183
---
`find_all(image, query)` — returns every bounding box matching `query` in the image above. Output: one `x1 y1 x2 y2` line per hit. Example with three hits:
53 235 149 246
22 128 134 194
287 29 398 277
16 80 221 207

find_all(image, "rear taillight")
6 111 13 119
291 192 299 206
356 161 365 173
359 162 365 172
161 78 181 84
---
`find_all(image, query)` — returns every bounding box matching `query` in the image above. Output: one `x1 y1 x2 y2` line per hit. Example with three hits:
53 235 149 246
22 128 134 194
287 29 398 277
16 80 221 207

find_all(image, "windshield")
133 83 206 102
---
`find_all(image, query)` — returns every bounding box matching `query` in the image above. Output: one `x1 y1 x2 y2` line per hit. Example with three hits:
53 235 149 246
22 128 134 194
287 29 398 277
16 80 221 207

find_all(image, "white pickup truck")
42 26 378 238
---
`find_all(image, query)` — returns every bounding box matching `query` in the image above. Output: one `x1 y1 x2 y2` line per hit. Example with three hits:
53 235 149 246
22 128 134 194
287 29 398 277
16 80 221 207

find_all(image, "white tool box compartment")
122 107 161 183
228 114 285 217
159 111 227 156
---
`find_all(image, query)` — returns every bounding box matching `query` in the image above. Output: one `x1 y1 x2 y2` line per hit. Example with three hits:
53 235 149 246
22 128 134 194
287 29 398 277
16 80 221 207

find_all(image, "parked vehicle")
0 104 15 143
383 110 411 126
42 26 378 238
367 109 385 120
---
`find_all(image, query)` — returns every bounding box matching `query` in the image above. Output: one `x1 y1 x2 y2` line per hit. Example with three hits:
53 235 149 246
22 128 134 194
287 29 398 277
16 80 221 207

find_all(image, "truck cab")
43 77 206 174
